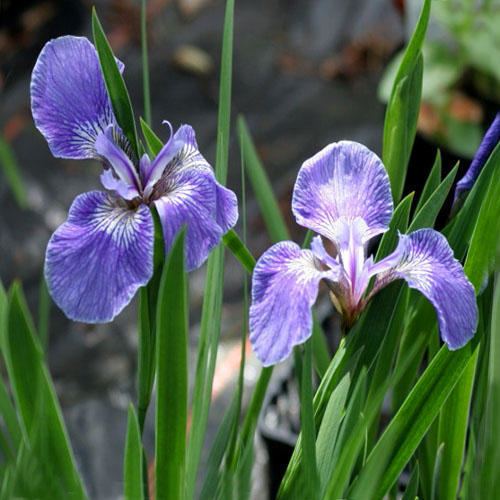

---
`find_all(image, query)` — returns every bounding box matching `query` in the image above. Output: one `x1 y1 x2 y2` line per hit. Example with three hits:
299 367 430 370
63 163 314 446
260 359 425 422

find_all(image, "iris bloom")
249 141 477 366
31 36 238 322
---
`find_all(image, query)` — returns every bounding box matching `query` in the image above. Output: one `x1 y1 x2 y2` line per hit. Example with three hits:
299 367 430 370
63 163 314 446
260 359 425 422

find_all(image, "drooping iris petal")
150 124 238 232
153 169 227 271
249 242 339 366
45 191 153 323
31 36 122 159
374 229 478 349
292 141 393 244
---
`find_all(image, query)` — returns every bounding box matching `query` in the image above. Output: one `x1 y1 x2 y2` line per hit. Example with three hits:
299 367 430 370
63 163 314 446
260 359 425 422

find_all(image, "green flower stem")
137 209 164 432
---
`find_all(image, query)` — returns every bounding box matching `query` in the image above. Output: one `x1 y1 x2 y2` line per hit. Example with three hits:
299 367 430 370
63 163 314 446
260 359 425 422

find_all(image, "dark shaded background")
0 0 407 497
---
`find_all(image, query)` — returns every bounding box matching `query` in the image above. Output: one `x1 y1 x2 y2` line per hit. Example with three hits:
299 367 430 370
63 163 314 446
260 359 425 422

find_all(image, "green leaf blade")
238 116 289 242
155 230 188 500
4 284 86 499
140 117 163 156
137 209 165 432
415 150 442 214
352 342 478 499
402 463 420 500
185 1 235 495
383 0 431 202
437 143 500 500
316 372 350 492
409 162 458 231
222 229 256 273
0 136 27 209
299 341 319 498
92 8 139 156
124 405 145 500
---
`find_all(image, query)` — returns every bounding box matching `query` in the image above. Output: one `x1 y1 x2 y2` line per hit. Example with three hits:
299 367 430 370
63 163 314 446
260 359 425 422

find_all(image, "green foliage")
185 2 235 496
238 116 289 242
155 230 188 499
137 208 165 432
124 406 145 500
0 283 86 499
140 117 163 156
415 150 441 213
380 0 499 158
402 463 420 500
408 162 457 231
437 142 500 500
0 136 27 209
140 0 152 126
473 278 500 497
222 230 255 273
315 372 350 492
383 0 430 201
92 9 139 157
299 340 319 498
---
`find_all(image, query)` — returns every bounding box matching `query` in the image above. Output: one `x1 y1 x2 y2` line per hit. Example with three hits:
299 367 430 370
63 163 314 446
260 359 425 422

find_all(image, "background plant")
379 0 499 158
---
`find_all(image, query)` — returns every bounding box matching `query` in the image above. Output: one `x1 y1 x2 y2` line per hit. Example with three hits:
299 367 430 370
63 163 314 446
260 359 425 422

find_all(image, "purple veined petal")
366 234 406 278
153 169 228 271
45 191 153 323
142 121 183 197
373 229 478 350
215 185 238 232
95 127 141 194
292 141 393 244
454 113 500 203
332 217 369 299
139 153 152 182
250 241 340 366
31 36 123 159
166 124 238 231
100 169 139 201
147 123 238 232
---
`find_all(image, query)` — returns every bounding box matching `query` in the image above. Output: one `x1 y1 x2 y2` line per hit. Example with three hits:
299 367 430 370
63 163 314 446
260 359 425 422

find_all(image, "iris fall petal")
249 241 339 366
45 191 153 323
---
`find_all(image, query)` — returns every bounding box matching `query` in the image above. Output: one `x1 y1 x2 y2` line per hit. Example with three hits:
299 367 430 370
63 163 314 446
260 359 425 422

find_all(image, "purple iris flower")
31 36 238 323
249 141 478 366
453 113 500 204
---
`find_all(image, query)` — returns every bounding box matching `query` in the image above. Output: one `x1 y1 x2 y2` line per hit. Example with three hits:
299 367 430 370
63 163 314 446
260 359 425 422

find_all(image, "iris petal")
100 169 139 201
150 125 237 270
454 113 500 202
31 36 123 159
150 124 238 232
95 127 141 195
45 191 153 323
249 242 339 366
374 229 478 349
142 122 183 197
292 141 393 244
310 235 341 271
154 169 230 271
